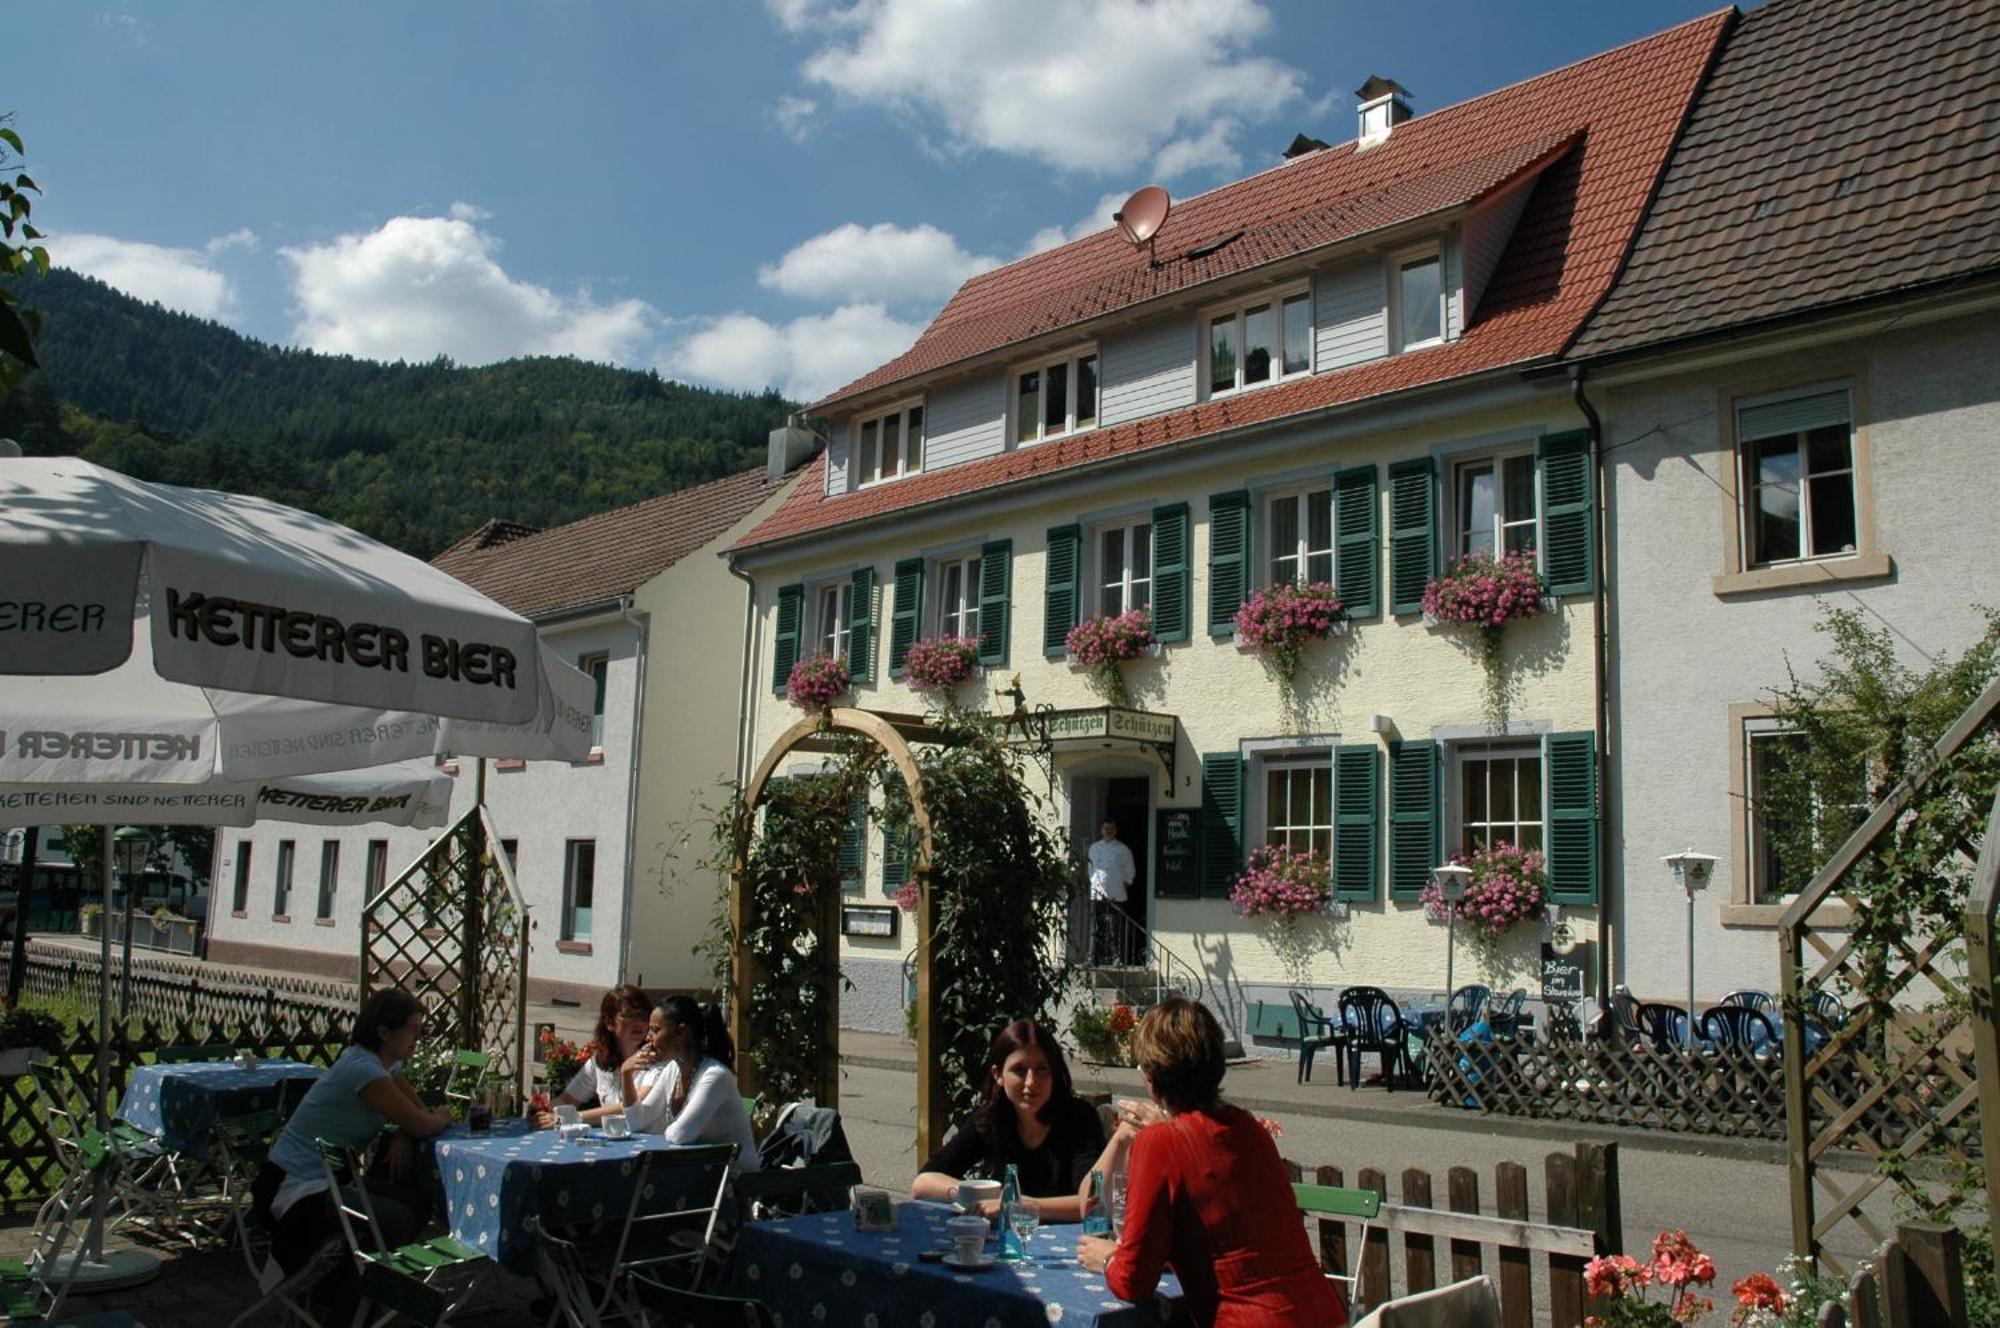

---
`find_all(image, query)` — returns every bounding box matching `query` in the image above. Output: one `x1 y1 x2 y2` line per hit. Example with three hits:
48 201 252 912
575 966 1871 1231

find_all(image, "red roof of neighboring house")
739 10 1730 553
434 464 792 619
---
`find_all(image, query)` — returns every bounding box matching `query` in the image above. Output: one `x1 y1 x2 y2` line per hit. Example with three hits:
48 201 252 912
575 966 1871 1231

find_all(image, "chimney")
767 417 820 483
1283 132 1331 161
1356 76 1413 147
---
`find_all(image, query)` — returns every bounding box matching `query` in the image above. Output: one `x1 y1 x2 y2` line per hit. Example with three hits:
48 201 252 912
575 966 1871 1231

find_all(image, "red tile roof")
739 10 1730 553
1572 0 2000 357
433 464 793 619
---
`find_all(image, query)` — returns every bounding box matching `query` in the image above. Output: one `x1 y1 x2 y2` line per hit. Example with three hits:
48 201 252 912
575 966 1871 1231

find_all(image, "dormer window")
854 402 923 487
1012 348 1098 446
1392 248 1445 351
1205 285 1312 398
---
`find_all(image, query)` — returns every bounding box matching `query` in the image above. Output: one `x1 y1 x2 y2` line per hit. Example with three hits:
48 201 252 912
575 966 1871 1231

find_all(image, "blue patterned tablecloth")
116 1059 322 1160
430 1119 709 1274
726 1201 1180 1328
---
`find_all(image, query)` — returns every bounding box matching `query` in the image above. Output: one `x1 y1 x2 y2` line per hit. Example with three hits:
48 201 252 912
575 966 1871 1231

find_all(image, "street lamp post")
111 826 154 1026
1661 848 1716 1045
1433 864 1472 1019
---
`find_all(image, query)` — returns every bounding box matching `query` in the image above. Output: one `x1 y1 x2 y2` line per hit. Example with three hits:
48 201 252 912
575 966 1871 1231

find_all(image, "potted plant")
79 902 101 938
903 636 983 703
1069 1003 1136 1065
0 1001 63 1077
1422 550 1547 729
1065 610 1155 707
786 654 852 712
1234 581 1346 694
1228 844 1333 926
1584 1229 1716 1326
537 1027 589 1091
1419 841 1546 942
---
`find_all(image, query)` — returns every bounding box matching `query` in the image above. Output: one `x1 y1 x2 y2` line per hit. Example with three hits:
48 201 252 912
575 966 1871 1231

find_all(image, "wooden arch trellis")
731 707 957 1159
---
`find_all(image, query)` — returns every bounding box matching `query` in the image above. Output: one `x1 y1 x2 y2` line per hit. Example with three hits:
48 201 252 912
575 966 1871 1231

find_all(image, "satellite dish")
1113 186 1171 265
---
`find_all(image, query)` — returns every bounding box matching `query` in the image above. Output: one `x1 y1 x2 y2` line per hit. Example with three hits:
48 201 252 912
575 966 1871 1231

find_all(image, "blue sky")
14 1 1730 401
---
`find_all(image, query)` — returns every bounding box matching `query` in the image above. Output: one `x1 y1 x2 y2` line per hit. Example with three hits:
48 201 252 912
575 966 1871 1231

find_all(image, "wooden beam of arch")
732 706 948 1160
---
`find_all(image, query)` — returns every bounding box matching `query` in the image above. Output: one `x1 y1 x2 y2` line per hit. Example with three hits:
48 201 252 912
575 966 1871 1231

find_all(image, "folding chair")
733 1161 862 1220
625 1276 776 1328
319 1138 491 1328
28 1059 177 1266
536 1142 736 1328
216 1110 333 1328
440 1050 491 1113
1353 1274 1500 1328
1292 1182 1382 1317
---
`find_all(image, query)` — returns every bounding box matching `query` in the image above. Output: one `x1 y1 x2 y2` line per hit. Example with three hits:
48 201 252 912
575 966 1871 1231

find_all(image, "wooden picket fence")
1282 1141 1620 1328
6 941 354 1030
1820 1222 1969 1328
0 1010 349 1211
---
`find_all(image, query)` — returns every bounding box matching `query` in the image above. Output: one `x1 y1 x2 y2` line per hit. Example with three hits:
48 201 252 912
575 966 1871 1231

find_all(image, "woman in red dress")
1075 997 1348 1327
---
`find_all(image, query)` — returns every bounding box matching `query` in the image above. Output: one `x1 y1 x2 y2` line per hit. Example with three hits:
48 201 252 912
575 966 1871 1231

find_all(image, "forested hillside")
0 269 796 556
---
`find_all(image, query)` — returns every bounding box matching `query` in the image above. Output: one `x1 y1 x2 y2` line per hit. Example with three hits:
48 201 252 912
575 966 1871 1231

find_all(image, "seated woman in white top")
621 995 760 1171
533 983 656 1128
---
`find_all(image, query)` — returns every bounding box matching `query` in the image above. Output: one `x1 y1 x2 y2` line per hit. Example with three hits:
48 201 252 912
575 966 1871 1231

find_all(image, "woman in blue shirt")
251 988 452 1314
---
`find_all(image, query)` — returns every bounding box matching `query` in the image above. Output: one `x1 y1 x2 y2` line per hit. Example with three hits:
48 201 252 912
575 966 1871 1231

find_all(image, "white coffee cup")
953 1178 1002 1213
946 1214 988 1262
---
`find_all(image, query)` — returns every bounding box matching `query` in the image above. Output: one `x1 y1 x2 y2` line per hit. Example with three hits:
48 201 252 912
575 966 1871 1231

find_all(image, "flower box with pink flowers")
1065 610 1156 706
902 636 982 696
1233 581 1346 681
1419 841 1546 940
786 654 851 711
1228 844 1333 924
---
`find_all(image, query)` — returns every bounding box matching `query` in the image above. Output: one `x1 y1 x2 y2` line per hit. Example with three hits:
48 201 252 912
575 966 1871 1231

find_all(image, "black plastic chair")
1634 1002 1690 1053
1446 985 1491 1034
1607 991 1644 1041
1487 989 1529 1040
1809 991 1850 1030
1699 1006 1778 1055
1718 989 1776 1014
1338 987 1408 1092
1288 991 1347 1086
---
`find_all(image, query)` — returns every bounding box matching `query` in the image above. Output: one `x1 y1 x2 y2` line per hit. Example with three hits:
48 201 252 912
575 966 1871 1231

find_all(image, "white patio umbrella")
0 756 457 831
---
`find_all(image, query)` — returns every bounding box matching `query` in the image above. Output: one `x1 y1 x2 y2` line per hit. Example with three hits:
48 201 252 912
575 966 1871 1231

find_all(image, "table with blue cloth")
115 1058 323 1160
726 1200 1182 1328
430 1118 707 1274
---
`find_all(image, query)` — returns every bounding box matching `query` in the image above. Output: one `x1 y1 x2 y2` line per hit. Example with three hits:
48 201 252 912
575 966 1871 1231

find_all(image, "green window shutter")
1206 491 1251 635
881 774 910 890
1198 753 1244 898
1388 740 1441 900
1334 465 1380 618
1333 744 1381 902
1388 458 1437 615
771 583 804 694
1150 503 1191 643
1539 430 1596 597
848 567 876 682
977 540 1012 666
1546 731 1599 904
1043 524 1081 656
889 558 925 678
839 794 866 895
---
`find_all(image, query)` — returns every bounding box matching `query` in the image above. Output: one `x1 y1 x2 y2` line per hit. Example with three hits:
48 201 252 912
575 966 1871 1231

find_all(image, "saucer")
941 1251 998 1270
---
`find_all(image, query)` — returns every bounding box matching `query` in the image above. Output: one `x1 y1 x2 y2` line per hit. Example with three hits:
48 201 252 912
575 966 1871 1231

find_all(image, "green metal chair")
318 1138 491 1328
626 1274 776 1328
217 1110 332 1328
1292 1181 1382 1316
440 1049 491 1112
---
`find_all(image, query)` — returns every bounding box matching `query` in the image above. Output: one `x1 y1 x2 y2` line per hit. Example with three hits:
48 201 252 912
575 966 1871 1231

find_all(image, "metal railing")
1074 892 1205 1008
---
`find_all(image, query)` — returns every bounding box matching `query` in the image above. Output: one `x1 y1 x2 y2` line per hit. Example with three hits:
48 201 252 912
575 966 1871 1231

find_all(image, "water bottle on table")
998 1163 1023 1261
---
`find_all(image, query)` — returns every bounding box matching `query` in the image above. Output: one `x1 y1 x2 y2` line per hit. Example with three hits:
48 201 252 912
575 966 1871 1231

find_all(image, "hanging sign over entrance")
1009 706 1180 782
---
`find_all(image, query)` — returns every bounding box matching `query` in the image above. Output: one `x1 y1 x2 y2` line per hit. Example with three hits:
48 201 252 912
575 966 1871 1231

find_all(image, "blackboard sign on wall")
1155 808 1199 899
1540 942 1588 1001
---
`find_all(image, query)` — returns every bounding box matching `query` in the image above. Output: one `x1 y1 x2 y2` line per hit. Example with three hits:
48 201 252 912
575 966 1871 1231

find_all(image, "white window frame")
1448 741 1545 857
315 840 338 921
1009 345 1100 446
934 552 983 640
1093 516 1154 619
1449 448 1540 562
1741 716 1868 906
578 652 609 750
1202 283 1313 400
813 581 853 661
1263 483 1335 588
852 399 924 489
1390 244 1447 353
1252 750 1335 859
1735 384 1858 569
562 838 596 942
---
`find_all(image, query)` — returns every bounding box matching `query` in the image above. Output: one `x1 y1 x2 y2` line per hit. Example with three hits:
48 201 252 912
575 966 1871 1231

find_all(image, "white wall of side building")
1598 300 2000 1004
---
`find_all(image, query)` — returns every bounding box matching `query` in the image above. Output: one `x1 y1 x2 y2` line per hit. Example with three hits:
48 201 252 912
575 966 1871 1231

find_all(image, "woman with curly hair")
912 1018 1104 1221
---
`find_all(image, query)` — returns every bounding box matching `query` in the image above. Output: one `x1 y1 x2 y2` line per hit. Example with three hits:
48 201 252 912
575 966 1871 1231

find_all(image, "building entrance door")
1101 777 1150 967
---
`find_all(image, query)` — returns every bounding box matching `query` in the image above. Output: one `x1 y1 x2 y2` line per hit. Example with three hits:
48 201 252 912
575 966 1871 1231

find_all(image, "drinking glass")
1109 1170 1129 1236
1004 1198 1040 1263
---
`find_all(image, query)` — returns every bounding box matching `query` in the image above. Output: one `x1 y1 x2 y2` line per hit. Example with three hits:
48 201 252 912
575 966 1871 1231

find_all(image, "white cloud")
758 222 997 305
773 96 820 143
204 227 258 255
94 10 147 43
448 201 490 222
55 232 236 318
280 212 654 367
1025 191 1128 254
1153 120 1243 180
666 303 922 402
777 0 1302 177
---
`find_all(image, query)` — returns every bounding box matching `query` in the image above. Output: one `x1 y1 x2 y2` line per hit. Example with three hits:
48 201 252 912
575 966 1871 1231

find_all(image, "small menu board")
1155 808 1199 899
1540 943 1587 1001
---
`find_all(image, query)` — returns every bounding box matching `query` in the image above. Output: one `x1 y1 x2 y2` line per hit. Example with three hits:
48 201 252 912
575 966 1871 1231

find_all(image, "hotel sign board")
1035 707 1178 746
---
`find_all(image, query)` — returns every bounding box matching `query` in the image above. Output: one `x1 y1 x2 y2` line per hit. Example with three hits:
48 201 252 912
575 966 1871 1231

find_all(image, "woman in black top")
913 1019 1105 1222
